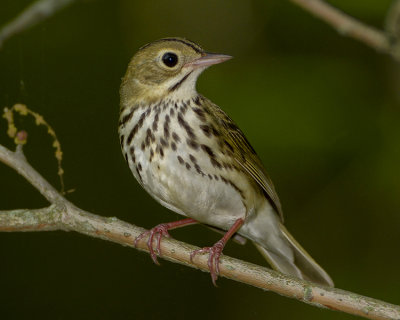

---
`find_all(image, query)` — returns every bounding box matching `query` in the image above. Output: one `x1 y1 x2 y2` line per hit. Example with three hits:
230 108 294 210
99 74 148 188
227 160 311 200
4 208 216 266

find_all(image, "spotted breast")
119 96 256 230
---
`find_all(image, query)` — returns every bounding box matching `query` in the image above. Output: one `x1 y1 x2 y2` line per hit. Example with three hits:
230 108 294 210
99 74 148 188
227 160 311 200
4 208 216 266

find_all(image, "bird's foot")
134 218 198 265
134 224 171 265
190 239 226 286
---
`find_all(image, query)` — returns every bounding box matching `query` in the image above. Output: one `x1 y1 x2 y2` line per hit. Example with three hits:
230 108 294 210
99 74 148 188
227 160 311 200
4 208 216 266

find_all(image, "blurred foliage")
0 0 399 319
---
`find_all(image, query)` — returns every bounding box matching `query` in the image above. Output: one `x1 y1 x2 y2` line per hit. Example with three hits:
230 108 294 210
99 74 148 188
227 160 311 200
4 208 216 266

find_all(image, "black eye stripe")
162 52 178 68
140 38 203 54
161 38 202 53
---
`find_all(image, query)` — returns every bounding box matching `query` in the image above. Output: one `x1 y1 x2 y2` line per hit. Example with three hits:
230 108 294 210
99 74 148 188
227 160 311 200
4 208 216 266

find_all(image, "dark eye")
162 52 178 68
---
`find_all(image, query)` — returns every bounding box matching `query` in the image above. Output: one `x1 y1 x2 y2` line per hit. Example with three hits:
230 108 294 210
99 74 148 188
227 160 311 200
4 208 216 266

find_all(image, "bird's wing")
202 97 284 221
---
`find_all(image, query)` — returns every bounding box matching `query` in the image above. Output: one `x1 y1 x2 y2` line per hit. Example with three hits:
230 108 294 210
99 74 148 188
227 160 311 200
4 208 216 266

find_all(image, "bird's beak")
185 53 233 69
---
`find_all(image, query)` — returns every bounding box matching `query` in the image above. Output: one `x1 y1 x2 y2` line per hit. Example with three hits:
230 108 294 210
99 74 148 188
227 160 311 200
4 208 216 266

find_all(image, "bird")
118 37 334 287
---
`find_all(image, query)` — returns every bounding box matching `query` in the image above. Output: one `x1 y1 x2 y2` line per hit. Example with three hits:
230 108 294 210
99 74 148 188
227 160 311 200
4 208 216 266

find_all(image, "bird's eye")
162 52 178 68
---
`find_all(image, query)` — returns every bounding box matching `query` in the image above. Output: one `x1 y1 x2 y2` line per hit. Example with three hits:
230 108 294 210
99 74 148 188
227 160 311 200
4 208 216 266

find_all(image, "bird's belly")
139 149 246 230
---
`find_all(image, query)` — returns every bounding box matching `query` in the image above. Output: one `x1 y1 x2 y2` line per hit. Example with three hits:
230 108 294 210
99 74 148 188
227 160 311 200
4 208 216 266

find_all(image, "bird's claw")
190 240 225 286
134 224 171 264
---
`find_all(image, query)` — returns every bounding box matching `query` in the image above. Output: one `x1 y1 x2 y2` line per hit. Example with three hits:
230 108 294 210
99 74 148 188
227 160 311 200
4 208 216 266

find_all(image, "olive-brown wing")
203 98 283 221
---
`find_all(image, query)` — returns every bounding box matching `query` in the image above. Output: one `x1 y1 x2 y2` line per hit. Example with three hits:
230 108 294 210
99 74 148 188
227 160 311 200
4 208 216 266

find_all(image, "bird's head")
120 37 232 107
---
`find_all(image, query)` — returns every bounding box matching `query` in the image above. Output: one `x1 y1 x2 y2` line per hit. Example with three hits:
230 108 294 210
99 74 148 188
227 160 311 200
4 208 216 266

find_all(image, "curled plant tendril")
2 103 66 193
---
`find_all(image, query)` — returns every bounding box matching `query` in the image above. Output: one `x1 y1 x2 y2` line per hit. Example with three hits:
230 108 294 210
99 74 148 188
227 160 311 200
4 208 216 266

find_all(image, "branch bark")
1 144 400 319
289 0 400 61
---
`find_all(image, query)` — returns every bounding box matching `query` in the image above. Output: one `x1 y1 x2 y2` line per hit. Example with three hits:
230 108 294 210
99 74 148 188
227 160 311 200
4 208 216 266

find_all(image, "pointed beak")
185 53 233 69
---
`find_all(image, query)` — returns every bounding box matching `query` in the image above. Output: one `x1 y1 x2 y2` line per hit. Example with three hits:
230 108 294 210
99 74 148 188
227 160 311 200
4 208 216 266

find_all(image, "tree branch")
289 0 400 61
0 0 77 49
0 144 64 203
1 144 400 320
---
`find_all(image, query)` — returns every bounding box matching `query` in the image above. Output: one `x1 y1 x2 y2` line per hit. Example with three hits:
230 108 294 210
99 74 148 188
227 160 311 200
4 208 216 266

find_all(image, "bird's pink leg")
190 218 244 286
134 218 198 264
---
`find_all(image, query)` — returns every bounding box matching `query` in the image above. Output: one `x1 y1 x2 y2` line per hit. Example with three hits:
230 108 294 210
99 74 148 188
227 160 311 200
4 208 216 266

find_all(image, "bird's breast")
119 97 259 229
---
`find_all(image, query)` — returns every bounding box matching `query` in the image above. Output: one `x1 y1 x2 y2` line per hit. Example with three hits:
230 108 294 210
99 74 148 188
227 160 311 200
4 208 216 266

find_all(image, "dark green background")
1 0 399 319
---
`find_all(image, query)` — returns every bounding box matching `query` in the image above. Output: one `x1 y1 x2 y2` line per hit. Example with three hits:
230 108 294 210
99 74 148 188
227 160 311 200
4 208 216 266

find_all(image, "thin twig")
1 143 400 319
289 0 400 60
0 0 77 49
0 144 63 203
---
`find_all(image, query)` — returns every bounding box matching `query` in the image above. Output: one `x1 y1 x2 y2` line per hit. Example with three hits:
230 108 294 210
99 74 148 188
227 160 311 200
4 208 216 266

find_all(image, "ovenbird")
119 37 333 287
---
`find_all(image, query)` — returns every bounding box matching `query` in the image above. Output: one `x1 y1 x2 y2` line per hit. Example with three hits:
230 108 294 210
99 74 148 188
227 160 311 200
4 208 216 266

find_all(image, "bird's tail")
254 223 334 287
